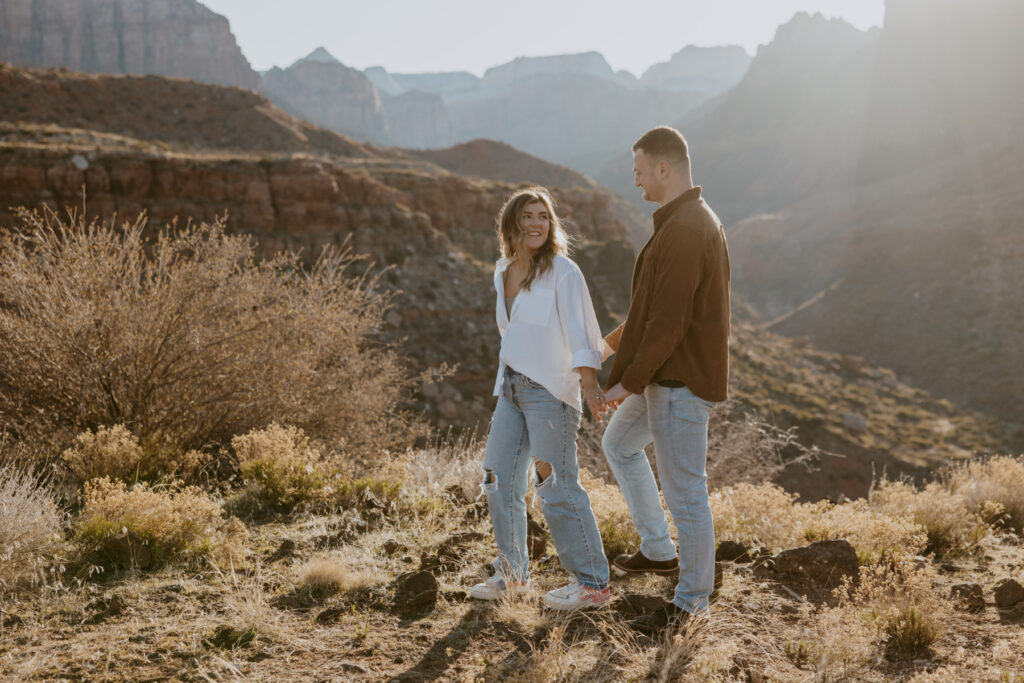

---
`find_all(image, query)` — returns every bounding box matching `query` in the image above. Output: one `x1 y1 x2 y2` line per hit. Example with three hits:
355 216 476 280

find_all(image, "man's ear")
657 159 670 177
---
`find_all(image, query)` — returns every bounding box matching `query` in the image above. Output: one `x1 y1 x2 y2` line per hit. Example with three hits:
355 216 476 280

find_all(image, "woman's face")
518 200 551 257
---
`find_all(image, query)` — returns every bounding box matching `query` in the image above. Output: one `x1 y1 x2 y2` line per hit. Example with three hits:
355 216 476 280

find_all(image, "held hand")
603 383 631 409
584 387 608 422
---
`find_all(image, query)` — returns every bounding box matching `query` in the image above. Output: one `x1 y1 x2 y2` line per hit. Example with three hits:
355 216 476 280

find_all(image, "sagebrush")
74 477 247 570
0 207 422 463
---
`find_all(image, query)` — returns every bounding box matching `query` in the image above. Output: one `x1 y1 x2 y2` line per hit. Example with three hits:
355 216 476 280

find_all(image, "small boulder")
716 540 750 563
394 570 439 611
314 606 346 625
613 593 668 618
268 539 297 562
382 539 405 556
994 579 1024 609
842 412 867 433
950 583 985 612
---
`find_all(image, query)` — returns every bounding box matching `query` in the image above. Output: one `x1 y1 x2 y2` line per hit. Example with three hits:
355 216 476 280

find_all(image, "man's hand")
604 383 632 409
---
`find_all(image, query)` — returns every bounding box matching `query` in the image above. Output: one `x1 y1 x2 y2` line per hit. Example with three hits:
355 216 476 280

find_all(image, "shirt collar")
652 186 702 233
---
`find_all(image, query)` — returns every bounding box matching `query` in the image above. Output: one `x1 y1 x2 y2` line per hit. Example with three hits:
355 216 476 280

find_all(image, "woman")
470 186 612 611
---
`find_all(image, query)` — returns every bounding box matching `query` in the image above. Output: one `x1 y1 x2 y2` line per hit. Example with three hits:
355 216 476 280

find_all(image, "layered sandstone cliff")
0 0 258 88
260 49 390 145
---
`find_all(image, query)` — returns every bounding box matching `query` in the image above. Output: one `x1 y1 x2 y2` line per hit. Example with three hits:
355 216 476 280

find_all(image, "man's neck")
657 179 695 207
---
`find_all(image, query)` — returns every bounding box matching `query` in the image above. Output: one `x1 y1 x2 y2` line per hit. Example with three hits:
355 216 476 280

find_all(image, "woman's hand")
578 367 607 421
585 387 608 422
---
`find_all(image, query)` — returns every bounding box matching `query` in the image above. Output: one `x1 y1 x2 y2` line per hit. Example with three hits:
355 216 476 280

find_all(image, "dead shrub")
74 477 247 571
711 482 820 552
0 460 64 589
802 499 928 564
713 482 927 562
871 480 987 556
62 424 140 484
948 455 1024 531
0 207 422 467
840 559 949 659
706 400 819 489
229 423 404 515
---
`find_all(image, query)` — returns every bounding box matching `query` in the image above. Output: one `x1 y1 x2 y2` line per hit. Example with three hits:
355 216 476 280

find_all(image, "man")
601 125 730 632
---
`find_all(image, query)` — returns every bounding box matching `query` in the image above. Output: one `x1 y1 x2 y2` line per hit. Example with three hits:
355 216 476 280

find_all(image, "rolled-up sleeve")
556 266 605 370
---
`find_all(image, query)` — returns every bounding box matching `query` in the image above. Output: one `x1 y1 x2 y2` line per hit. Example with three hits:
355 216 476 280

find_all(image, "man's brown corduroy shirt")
606 186 731 402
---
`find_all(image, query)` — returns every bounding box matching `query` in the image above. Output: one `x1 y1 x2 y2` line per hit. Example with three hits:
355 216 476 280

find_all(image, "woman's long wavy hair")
495 187 569 291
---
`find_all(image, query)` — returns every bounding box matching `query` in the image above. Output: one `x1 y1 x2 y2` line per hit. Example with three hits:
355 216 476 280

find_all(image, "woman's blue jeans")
481 369 609 589
601 384 716 614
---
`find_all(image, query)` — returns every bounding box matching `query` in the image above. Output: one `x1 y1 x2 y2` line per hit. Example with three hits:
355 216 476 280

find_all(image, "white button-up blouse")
491 254 612 412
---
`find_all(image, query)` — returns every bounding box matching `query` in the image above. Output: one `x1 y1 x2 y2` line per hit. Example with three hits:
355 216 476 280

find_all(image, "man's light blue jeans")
481 369 609 589
602 383 716 614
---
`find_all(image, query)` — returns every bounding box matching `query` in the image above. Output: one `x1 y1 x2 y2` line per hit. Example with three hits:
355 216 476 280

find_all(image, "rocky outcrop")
0 63 367 157
640 45 751 94
0 0 258 88
380 90 453 149
260 49 389 144
409 140 596 189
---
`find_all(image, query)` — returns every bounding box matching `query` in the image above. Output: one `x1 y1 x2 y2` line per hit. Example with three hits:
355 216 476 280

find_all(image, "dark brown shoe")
612 550 678 577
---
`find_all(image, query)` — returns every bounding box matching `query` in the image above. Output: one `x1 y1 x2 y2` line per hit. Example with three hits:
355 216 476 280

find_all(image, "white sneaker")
542 579 611 611
469 573 531 601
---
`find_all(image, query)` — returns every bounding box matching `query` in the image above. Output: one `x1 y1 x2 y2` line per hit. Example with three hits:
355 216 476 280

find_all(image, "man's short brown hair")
633 126 689 164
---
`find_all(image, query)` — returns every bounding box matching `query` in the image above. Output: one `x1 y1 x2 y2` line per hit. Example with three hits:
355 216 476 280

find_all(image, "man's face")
632 149 663 204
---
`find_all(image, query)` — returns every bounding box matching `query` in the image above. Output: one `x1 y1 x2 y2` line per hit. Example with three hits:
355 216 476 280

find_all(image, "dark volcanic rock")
950 583 985 612
268 539 297 563
755 540 859 591
716 540 751 563
994 579 1024 609
394 571 439 611
613 593 669 618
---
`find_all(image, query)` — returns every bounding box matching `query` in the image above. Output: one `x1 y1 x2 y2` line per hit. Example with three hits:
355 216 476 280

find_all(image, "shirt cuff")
620 367 648 395
571 348 602 370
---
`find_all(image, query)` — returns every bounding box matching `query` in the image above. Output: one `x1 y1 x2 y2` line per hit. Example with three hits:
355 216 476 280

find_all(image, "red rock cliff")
0 0 258 88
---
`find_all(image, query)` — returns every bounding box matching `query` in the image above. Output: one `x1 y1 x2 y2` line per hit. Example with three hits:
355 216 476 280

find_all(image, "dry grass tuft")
400 428 485 503
74 477 247 571
840 559 950 660
0 459 63 589
785 605 875 680
0 207 422 463
871 480 987 556
580 468 641 561
949 455 1024 531
295 556 370 600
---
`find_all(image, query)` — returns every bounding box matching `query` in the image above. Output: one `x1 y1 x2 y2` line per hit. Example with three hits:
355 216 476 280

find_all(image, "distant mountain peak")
294 47 342 67
482 51 615 86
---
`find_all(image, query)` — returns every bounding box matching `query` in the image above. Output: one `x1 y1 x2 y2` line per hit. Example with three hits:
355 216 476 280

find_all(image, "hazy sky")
201 0 885 76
